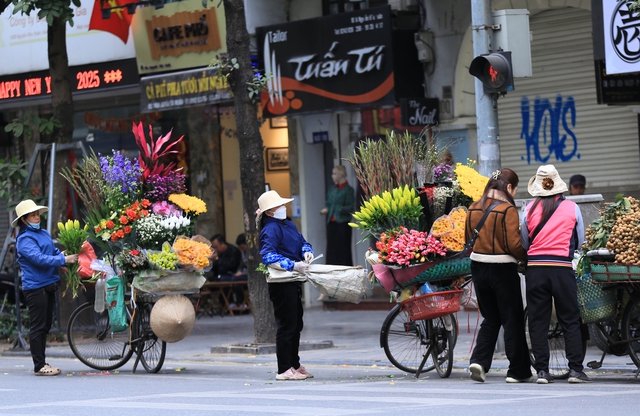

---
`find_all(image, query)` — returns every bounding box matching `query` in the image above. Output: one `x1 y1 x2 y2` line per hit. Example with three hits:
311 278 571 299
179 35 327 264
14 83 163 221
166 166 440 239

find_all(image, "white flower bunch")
135 214 166 249
159 215 191 231
433 185 455 218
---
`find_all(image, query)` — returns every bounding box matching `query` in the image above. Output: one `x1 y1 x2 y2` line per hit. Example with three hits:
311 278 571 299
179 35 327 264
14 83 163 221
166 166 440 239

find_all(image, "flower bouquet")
62 122 208 294
56 219 89 297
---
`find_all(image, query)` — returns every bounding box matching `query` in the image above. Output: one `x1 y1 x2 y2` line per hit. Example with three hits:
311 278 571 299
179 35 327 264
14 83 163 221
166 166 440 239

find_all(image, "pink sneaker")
296 365 314 379
276 367 307 381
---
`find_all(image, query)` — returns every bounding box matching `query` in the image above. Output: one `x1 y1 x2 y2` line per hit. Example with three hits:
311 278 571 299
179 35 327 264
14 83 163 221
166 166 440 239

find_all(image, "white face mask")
273 206 287 220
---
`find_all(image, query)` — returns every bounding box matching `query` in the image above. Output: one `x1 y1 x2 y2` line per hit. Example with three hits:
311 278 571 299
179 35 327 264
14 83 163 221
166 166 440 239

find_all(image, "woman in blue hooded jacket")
14 200 78 376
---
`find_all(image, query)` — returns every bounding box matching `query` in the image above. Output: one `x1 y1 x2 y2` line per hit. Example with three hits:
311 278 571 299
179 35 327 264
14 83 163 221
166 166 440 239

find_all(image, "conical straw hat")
149 294 195 343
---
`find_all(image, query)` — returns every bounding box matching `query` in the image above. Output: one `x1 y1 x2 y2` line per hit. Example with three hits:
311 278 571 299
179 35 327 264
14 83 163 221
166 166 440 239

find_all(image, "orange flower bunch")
172 235 213 270
94 199 151 242
432 207 467 252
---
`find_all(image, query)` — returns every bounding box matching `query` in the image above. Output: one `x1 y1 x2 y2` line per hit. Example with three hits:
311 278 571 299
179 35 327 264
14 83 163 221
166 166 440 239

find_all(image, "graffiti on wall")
520 95 579 164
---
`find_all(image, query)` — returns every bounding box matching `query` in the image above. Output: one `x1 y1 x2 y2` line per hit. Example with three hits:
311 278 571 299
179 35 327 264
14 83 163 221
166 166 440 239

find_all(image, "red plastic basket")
401 289 463 321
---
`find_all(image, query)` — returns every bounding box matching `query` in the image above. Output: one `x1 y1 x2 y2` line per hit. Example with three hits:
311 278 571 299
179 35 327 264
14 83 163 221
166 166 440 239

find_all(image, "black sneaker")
568 370 592 383
536 370 554 384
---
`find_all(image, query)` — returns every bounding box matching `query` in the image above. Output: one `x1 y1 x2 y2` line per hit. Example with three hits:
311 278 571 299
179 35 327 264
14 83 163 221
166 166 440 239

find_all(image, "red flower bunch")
376 227 448 267
94 199 151 242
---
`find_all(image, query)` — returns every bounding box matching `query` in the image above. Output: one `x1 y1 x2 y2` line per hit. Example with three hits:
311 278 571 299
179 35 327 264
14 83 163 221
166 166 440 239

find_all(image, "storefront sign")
132 0 227 75
595 59 640 104
256 6 394 117
400 98 440 126
0 59 138 102
602 0 640 75
0 1 135 76
139 67 231 112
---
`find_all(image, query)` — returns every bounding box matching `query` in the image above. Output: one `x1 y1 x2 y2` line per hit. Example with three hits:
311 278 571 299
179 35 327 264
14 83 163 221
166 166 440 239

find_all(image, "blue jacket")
260 217 313 271
16 226 65 291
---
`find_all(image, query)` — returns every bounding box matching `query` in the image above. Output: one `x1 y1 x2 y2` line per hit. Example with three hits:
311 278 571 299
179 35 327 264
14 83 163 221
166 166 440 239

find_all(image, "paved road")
2 307 640 415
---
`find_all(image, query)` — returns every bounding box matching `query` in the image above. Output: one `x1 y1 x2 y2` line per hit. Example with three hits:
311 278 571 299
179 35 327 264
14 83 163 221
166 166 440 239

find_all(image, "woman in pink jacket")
521 165 590 384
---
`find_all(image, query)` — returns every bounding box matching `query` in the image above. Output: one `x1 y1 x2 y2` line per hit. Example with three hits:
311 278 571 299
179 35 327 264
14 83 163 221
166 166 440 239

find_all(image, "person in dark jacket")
466 168 532 383
14 200 78 376
258 190 314 381
210 234 246 307
521 165 591 384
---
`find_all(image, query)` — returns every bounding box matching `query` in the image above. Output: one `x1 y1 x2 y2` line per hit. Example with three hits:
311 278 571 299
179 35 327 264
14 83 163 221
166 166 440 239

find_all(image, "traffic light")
469 51 514 94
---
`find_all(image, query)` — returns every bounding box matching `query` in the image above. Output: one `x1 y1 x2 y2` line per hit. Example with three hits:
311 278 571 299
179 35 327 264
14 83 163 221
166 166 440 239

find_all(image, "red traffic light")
469 51 514 94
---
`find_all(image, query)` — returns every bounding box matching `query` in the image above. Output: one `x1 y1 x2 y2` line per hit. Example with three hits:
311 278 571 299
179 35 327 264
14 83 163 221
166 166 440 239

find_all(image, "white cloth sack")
267 264 368 304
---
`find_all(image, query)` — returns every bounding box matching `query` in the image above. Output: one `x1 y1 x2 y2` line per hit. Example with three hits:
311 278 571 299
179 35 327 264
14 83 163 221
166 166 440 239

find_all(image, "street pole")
471 0 501 177
470 0 505 355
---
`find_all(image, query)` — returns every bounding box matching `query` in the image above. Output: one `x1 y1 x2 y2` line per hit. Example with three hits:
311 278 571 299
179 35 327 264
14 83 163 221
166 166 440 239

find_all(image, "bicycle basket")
590 261 640 283
401 289 463 321
576 274 617 324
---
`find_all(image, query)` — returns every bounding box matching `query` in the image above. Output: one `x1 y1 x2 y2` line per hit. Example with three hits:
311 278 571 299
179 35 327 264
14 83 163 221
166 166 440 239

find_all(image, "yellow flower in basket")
441 228 466 252
172 235 213 270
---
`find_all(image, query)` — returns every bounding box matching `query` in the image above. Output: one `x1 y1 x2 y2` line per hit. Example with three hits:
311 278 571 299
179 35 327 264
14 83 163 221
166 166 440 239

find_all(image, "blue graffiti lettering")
520 94 579 164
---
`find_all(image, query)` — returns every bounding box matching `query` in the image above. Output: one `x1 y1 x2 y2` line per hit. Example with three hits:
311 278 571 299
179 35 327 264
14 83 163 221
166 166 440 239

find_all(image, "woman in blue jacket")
14 200 78 376
257 190 314 381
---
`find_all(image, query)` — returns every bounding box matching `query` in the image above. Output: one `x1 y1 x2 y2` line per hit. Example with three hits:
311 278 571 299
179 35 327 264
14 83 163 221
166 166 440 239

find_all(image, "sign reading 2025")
519 94 579 164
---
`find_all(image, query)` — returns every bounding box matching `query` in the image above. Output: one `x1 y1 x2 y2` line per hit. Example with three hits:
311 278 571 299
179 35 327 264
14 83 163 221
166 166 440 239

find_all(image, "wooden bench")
196 281 251 317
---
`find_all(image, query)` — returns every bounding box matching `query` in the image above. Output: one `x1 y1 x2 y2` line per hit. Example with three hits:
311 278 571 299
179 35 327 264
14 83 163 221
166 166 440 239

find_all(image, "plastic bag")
90 259 116 277
431 208 467 253
78 241 97 279
132 269 205 293
105 275 127 333
460 281 478 310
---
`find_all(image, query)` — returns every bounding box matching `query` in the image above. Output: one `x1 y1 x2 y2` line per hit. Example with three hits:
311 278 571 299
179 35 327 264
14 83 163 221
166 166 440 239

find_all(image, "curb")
210 340 334 355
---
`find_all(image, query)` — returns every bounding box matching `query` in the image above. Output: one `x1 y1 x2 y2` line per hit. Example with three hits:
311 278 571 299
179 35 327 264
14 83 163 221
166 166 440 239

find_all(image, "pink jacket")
520 197 585 268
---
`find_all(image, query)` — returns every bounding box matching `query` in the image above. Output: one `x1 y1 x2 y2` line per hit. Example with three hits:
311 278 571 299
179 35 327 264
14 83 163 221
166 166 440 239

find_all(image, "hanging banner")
602 0 640 75
256 6 394 117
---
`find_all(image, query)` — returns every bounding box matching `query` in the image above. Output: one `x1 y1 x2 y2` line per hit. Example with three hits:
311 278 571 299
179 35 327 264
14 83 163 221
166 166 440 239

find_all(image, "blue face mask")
28 222 41 230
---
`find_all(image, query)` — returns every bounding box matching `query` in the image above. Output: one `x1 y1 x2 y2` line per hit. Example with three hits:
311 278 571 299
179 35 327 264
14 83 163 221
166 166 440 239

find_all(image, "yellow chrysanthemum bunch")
169 194 207 215
454 162 488 202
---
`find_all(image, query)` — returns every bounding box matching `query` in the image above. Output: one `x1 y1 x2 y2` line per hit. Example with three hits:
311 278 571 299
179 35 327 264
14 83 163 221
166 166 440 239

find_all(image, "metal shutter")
497 8 640 201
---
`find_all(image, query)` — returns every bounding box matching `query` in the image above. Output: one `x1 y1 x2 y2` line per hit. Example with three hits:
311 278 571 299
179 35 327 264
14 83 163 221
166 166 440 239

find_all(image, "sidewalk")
1 306 637 375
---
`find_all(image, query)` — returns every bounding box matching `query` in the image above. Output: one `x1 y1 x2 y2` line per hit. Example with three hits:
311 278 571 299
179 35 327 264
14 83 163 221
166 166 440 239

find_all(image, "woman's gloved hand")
293 261 309 274
304 252 314 263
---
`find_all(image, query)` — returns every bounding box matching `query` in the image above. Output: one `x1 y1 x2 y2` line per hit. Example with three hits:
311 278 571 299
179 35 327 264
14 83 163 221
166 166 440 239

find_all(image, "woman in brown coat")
466 168 532 383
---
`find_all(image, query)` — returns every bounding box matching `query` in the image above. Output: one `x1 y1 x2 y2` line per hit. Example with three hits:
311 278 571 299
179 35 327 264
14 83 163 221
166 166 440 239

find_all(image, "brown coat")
465 197 527 263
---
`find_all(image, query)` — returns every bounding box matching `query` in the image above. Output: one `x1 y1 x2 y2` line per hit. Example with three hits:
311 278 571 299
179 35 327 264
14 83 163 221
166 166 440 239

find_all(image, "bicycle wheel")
622 297 640 368
380 304 430 373
524 309 575 380
67 302 133 371
431 316 454 378
134 302 166 373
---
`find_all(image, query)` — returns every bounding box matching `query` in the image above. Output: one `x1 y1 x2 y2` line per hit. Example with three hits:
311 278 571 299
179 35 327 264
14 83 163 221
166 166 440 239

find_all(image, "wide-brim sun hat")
12 199 48 228
256 190 293 228
527 164 568 197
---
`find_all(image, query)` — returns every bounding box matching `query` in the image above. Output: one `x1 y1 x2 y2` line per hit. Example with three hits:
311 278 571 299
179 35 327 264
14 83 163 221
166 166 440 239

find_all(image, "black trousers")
326 222 353 266
268 281 303 374
526 266 584 373
23 283 57 372
470 261 532 379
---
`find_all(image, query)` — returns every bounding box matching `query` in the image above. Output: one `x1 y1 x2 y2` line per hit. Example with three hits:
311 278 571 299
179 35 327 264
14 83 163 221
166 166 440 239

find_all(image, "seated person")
235 233 248 279
210 234 246 308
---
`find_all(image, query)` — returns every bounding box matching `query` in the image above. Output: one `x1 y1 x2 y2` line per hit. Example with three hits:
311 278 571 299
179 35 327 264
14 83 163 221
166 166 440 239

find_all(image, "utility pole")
470 0 501 177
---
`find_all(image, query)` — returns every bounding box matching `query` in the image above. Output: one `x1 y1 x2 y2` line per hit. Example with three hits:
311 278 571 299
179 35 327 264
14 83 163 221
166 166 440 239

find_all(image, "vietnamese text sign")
256 6 394 117
140 67 231 112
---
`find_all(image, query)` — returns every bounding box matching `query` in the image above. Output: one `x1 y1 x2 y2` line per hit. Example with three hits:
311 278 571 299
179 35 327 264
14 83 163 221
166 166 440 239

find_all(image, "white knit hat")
527 165 568 197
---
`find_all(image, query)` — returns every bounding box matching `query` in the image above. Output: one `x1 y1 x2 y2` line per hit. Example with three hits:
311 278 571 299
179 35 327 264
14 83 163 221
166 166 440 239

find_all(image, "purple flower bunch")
99 150 142 195
433 163 453 182
143 171 186 203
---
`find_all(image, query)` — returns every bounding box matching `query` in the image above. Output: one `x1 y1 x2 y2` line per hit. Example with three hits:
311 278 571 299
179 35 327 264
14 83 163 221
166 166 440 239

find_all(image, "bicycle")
379 276 468 379
67 292 166 373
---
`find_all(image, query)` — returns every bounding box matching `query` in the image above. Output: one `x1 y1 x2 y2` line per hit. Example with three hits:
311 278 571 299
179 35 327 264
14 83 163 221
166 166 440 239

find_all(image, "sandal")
35 363 61 376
